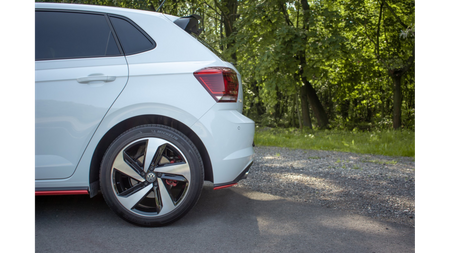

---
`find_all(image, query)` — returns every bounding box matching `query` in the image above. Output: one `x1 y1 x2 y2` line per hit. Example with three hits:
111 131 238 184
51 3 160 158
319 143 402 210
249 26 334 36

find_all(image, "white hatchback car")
35 2 254 226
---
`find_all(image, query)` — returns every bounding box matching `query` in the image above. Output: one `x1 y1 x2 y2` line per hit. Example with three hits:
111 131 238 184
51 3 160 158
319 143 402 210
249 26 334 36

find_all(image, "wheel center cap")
146 172 157 183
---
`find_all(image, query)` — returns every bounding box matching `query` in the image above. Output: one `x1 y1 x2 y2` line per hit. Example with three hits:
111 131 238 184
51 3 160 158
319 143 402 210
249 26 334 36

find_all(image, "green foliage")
255 127 415 157
36 0 415 131
233 0 415 130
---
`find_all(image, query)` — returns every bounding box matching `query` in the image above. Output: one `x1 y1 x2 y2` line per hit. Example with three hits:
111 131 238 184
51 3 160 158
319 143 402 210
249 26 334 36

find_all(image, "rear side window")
35 11 121 60
110 16 156 55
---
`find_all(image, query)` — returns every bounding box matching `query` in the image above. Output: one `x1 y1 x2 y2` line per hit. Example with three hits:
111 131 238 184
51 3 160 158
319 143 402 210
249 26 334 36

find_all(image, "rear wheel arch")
89 115 213 197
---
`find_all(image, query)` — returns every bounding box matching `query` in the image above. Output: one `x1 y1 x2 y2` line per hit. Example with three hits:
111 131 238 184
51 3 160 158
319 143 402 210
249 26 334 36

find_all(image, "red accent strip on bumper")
213 183 237 190
35 190 89 196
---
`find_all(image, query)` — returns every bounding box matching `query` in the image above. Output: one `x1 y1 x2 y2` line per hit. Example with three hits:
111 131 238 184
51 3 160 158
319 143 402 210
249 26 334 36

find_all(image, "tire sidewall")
100 124 203 226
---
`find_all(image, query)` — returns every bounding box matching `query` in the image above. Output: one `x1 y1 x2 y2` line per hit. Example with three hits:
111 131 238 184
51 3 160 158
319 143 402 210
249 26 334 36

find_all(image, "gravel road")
237 146 415 227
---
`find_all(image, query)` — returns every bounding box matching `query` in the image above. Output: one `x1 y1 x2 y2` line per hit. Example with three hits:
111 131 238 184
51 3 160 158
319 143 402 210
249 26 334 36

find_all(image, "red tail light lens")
194 67 239 102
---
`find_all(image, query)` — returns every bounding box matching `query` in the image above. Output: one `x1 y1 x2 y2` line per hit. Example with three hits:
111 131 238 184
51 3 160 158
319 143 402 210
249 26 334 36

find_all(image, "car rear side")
35 3 254 226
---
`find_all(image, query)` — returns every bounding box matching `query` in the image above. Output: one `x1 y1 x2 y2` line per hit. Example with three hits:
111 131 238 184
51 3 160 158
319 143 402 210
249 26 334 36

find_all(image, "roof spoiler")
174 14 203 36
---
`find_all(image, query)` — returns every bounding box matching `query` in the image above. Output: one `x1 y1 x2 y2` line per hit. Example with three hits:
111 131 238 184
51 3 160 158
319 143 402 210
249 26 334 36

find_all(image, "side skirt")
35 187 89 196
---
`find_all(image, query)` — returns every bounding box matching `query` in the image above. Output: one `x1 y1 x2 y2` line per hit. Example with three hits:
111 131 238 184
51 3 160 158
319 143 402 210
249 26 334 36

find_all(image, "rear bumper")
213 160 253 190
192 107 255 185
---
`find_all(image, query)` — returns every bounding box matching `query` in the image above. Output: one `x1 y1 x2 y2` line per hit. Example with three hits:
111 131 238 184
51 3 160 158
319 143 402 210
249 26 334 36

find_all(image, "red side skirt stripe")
213 183 237 190
35 190 89 196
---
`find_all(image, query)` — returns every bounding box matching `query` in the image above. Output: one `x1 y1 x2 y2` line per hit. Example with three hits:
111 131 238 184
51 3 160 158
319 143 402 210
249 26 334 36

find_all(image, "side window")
110 16 156 55
35 11 121 61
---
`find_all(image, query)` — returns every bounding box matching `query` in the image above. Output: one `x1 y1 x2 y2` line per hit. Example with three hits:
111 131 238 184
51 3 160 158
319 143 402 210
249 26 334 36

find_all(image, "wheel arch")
89 115 213 197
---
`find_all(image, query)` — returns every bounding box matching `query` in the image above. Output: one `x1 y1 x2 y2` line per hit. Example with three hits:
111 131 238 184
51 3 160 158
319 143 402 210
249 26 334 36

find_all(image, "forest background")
36 0 416 156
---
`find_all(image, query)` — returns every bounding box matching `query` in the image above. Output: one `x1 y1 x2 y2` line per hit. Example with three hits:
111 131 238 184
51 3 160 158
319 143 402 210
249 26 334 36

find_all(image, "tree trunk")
341 99 350 120
222 0 238 62
302 78 329 129
300 84 312 129
294 93 303 129
273 86 283 123
390 70 403 129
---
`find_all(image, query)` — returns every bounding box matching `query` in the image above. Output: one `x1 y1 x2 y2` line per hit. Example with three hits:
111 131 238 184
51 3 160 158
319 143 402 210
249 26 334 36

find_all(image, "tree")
344 0 415 129
234 0 347 129
296 0 330 129
218 0 239 62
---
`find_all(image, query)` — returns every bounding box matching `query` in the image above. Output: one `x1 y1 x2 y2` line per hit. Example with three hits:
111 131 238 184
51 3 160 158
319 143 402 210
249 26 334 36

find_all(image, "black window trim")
103 12 125 56
107 14 157 56
35 8 158 61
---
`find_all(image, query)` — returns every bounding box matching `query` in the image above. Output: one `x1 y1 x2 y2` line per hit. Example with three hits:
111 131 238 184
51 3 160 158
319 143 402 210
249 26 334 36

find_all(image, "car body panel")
35 2 254 194
35 56 129 180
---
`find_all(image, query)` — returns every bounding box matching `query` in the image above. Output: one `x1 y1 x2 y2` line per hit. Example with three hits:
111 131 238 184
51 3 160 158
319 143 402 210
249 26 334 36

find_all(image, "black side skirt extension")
213 161 253 190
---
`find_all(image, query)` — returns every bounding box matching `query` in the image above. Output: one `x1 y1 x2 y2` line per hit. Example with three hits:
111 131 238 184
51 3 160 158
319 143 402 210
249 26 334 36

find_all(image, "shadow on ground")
35 184 414 253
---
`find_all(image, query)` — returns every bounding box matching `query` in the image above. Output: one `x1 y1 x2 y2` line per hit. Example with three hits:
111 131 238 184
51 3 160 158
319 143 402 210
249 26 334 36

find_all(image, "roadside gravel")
236 146 415 227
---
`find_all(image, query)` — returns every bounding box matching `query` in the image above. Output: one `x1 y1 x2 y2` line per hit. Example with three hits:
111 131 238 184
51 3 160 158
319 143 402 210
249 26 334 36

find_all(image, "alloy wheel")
110 137 191 217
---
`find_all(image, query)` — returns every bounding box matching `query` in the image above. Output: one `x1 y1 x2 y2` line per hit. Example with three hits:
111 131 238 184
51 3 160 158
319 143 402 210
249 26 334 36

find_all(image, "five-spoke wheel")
100 125 203 226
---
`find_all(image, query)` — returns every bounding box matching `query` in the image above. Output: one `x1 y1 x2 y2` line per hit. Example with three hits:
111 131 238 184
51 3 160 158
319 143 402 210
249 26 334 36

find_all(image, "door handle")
77 74 116 84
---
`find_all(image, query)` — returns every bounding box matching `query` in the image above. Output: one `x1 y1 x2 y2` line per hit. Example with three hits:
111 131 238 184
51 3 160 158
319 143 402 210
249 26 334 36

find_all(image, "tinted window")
110 17 156 55
35 11 121 60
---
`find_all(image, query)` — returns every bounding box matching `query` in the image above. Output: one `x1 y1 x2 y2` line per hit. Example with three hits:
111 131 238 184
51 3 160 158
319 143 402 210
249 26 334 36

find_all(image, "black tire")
99 124 204 227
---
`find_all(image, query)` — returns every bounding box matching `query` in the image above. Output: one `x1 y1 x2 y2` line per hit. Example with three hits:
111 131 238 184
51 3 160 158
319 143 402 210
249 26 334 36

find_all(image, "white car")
35 2 254 226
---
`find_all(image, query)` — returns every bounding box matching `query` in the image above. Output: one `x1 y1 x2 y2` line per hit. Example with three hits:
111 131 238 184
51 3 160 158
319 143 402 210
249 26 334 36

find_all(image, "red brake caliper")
166 158 179 186
166 179 177 187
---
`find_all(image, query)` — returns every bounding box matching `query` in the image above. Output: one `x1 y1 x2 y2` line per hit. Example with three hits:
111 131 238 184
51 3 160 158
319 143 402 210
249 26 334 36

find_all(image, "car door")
35 10 129 180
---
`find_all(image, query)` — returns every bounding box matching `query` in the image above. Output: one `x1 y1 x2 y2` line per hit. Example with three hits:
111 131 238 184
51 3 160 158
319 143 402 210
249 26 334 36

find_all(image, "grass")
254 128 415 157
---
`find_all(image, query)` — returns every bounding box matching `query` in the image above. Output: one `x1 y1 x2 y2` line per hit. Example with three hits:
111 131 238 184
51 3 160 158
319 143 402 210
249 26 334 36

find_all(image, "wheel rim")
110 137 191 217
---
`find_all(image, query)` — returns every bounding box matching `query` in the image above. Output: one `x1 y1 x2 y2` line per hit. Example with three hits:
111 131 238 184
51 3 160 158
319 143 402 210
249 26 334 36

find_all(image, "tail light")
194 67 239 102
